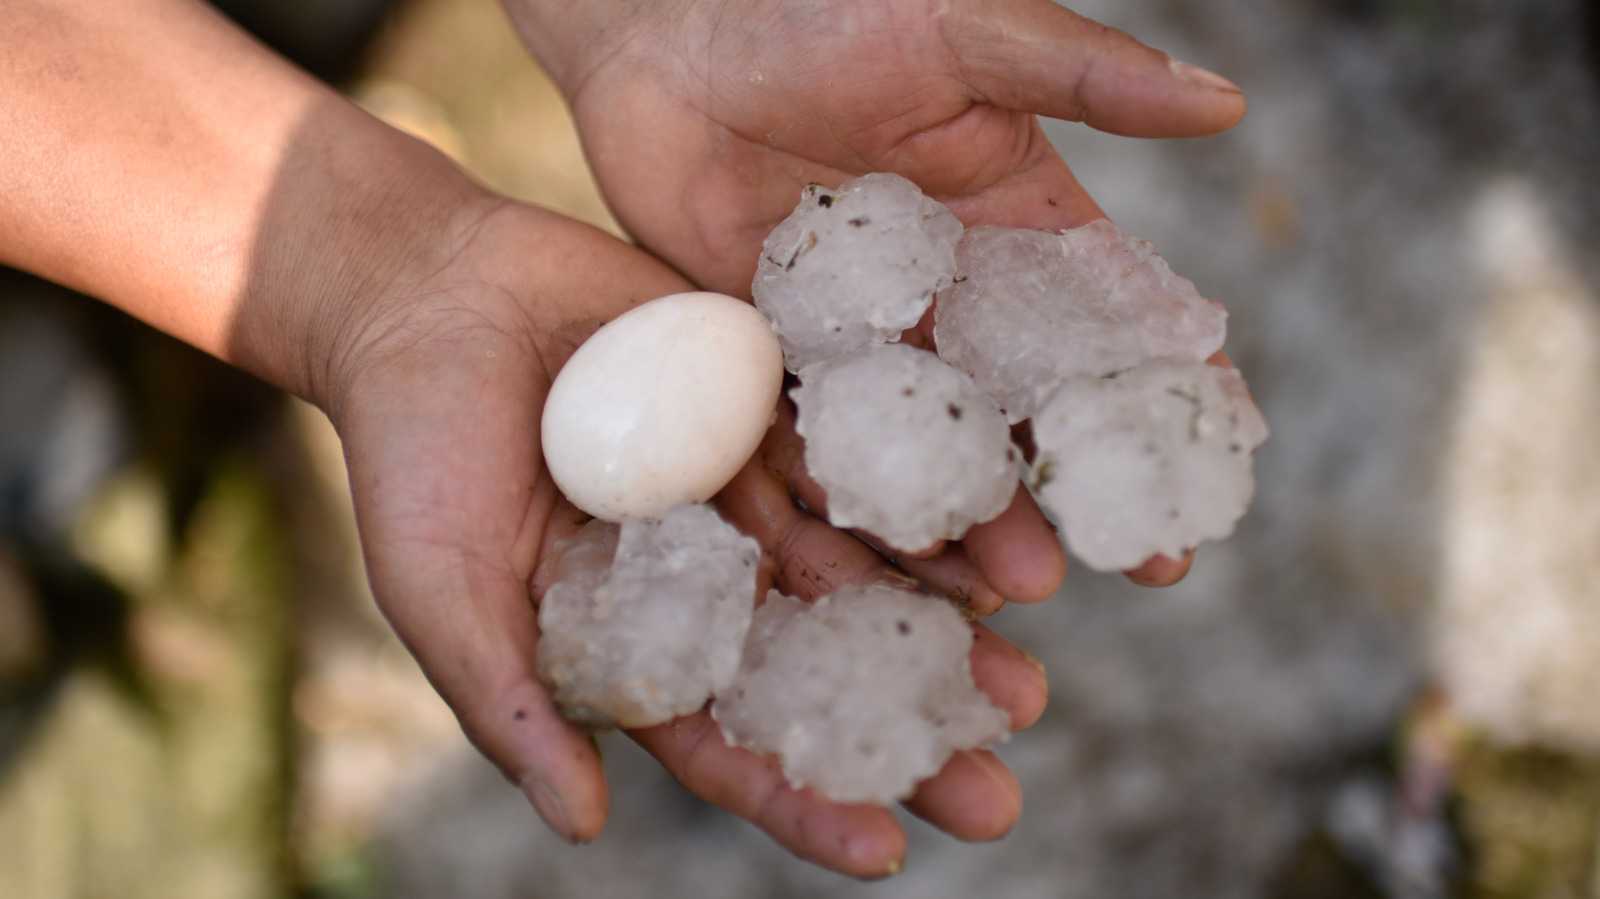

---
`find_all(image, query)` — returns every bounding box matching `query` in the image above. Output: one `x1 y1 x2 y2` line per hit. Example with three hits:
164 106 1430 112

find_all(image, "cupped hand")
506 0 1241 589
508 0 1243 291
327 198 1048 875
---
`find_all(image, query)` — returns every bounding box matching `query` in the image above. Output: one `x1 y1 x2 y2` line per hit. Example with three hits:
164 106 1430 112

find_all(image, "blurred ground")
1 0 1599 897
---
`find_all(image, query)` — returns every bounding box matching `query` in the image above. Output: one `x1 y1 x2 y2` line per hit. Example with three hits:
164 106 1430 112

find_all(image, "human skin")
0 0 1242 879
502 0 1245 591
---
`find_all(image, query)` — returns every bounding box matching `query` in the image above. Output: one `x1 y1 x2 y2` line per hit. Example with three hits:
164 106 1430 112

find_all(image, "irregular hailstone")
713 585 1010 804
1030 360 1269 572
536 504 760 729
753 173 962 372
935 222 1229 423
791 343 1018 552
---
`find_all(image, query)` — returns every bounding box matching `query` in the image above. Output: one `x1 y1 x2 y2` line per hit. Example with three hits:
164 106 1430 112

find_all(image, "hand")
0 0 1185 875
503 0 1240 587
330 198 1049 875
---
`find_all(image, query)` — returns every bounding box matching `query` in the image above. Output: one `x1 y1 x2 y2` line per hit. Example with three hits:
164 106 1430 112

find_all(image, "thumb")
945 0 1246 137
338 371 610 844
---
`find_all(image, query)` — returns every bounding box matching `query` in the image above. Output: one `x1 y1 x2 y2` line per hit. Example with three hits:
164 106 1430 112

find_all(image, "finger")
717 449 889 600
962 484 1068 604
356 492 608 845
1125 549 1195 587
630 713 907 878
342 359 607 843
933 134 1107 233
945 0 1246 138
969 620 1049 731
902 749 1022 842
887 541 1007 617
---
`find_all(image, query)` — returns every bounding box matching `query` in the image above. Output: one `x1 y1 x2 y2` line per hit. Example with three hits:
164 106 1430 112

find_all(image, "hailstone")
1029 360 1269 571
753 173 962 372
536 504 760 729
713 585 1010 804
935 222 1228 422
791 343 1018 553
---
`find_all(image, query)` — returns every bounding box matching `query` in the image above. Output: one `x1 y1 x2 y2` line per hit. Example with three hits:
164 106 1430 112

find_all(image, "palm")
330 202 691 834
327 201 1048 872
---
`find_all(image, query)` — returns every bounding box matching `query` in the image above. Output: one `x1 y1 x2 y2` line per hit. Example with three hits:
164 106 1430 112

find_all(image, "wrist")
227 106 502 414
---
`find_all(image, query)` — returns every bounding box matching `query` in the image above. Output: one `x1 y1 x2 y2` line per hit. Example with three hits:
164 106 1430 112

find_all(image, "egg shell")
542 292 784 521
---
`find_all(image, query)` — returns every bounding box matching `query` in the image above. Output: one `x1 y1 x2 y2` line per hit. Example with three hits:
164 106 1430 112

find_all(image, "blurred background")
2 0 1598 896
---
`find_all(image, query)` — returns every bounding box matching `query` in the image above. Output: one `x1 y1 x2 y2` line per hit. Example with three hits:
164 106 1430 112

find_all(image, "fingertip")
948 0 1247 138
970 621 1049 731
904 750 1022 842
964 486 1067 604
502 694 610 842
836 811 910 879
457 676 609 844
1123 549 1195 587
521 763 608 844
1168 59 1249 128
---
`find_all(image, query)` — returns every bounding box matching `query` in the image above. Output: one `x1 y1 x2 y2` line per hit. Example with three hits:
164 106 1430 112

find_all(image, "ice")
753 173 962 372
712 585 1010 804
1030 360 1268 572
535 504 761 729
935 222 1228 423
791 343 1018 552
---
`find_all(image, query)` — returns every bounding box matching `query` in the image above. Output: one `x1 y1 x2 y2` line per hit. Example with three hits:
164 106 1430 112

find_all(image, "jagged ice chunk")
713 586 1010 804
536 504 760 729
935 222 1228 422
1030 360 1268 572
753 173 962 372
791 343 1018 552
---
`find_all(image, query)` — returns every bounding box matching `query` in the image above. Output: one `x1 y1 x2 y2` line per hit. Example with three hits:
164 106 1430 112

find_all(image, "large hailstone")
791 343 1018 552
935 222 1228 423
1030 360 1269 572
712 585 1010 804
536 504 761 729
753 173 962 372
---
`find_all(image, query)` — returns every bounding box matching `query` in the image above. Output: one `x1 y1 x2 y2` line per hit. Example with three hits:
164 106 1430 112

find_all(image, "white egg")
542 292 784 521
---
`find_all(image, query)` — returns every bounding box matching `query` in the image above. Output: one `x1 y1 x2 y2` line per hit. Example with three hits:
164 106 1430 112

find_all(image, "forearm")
0 0 492 405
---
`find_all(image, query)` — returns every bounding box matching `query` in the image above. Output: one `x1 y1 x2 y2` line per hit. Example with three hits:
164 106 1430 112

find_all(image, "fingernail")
521 772 576 843
1020 648 1046 676
876 568 922 589
1169 58 1241 93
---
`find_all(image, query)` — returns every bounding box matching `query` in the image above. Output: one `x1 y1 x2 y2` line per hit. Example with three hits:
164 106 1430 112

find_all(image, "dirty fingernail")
1169 58 1241 93
521 772 576 843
